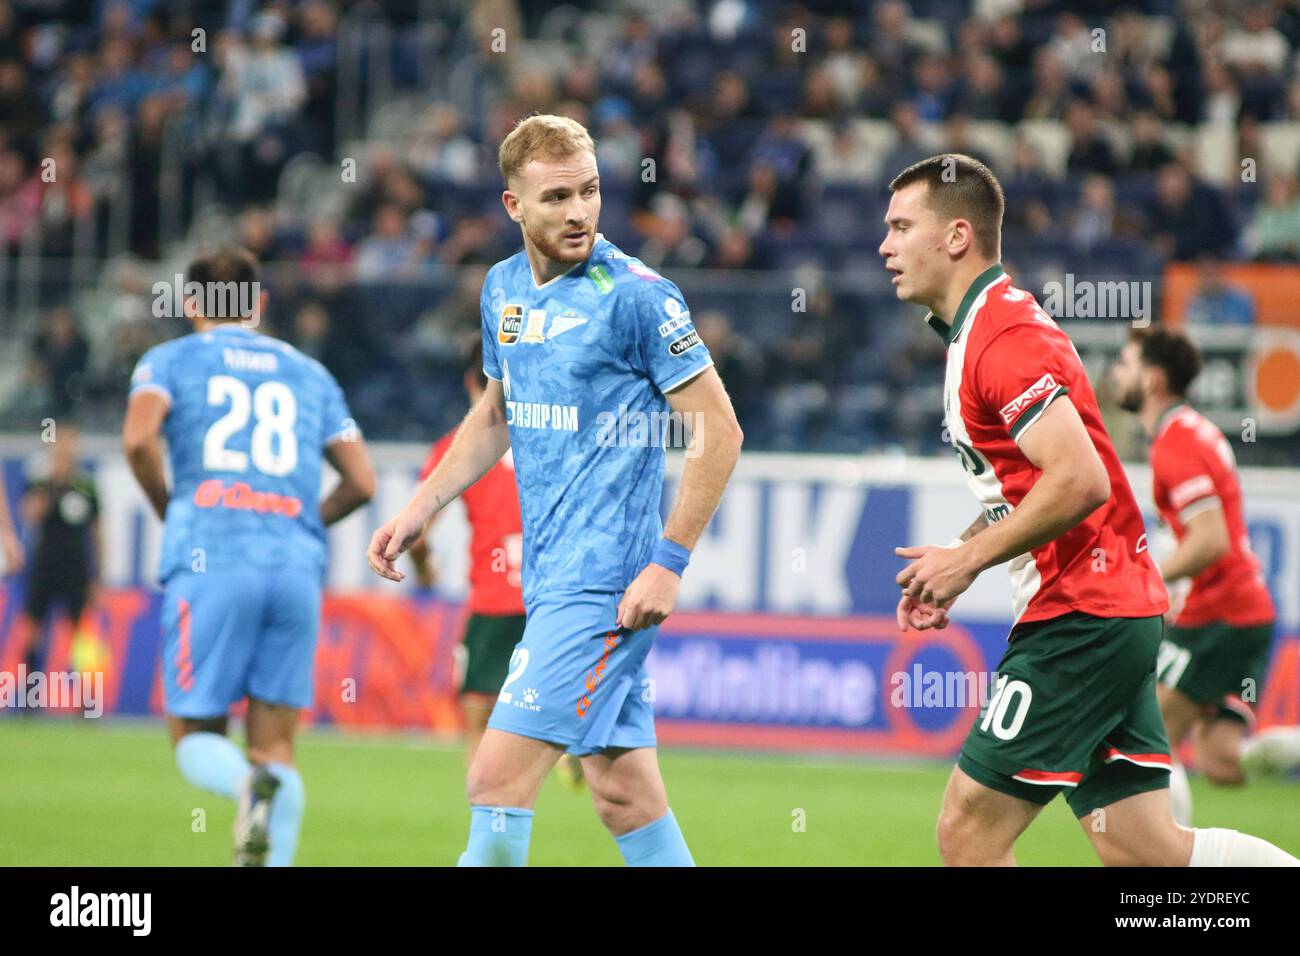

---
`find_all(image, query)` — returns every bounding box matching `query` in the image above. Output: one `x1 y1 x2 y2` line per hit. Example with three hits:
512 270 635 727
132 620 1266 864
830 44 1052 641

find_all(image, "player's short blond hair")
498 114 596 187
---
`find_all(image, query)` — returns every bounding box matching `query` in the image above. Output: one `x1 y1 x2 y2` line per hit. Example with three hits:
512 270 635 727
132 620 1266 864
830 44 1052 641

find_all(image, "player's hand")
895 592 951 632
617 563 681 632
367 511 426 582
895 543 978 607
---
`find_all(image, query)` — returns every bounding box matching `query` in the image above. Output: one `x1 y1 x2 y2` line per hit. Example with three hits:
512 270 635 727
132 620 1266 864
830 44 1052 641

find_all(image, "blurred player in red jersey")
881 153 1296 866
1112 328 1300 823
408 342 583 785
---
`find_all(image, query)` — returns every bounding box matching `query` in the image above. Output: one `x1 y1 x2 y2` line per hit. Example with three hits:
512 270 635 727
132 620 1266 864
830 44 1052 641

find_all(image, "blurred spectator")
408 103 480 185
1126 110 1175 172
1146 164 1237 261
1070 174 1115 251
1064 100 1119 176
1246 173 1300 260
694 310 766 428
1184 261 1256 326
32 308 90 416
354 204 426 281
882 102 933 176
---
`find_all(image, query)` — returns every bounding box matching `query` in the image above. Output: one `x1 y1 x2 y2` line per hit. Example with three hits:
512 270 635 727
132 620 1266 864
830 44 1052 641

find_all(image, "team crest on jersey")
999 373 1059 425
498 304 523 345
522 308 547 343
547 309 589 338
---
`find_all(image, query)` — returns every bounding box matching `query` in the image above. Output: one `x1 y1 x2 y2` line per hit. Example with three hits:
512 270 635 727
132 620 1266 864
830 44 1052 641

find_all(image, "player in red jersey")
408 343 583 784
1112 327 1300 822
881 153 1297 866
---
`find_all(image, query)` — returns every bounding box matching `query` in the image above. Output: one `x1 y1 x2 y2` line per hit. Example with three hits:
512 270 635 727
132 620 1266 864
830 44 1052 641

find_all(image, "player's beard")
1116 383 1144 413
525 216 594 265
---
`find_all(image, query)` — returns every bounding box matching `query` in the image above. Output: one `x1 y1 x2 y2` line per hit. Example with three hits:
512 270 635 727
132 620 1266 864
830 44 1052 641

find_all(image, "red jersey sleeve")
1151 425 1219 523
969 319 1075 443
419 431 456 481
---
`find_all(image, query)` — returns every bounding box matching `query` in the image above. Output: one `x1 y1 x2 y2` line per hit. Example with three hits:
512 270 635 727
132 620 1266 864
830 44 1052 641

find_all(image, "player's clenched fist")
367 510 427 582
616 563 681 631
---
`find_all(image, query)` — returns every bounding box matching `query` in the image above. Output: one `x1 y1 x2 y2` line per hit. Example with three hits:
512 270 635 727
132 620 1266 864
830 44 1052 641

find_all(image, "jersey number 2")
204 375 298 476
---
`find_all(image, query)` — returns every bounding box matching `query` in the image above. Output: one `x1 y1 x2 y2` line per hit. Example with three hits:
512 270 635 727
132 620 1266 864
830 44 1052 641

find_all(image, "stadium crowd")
3 0 1300 455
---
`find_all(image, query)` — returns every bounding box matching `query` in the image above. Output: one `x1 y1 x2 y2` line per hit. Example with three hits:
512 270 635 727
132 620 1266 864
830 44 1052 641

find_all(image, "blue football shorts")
486 589 658 756
160 565 322 718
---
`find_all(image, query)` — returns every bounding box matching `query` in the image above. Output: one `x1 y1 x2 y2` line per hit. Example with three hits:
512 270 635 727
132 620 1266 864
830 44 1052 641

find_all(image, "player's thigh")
246 567 322 712
245 697 301 765
1196 718 1248 786
465 728 567 808
1078 787 1191 867
167 714 229 748
937 764 1043 863
581 746 668 830
160 569 262 718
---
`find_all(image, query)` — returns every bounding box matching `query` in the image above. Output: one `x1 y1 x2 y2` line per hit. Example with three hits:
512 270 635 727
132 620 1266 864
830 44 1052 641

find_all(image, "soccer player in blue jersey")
123 248 375 866
368 115 744 866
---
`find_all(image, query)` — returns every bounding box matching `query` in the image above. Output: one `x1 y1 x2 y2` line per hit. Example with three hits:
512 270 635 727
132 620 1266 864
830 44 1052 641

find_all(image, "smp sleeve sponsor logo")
498 304 523 345
668 330 702 356
999 373 1058 425
658 315 693 338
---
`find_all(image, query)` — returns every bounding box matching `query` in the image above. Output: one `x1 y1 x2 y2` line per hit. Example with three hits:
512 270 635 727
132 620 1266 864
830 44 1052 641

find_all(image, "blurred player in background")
123 248 375 866
11 424 101 676
369 115 744 867
407 340 584 787
1112 328 1300 823
884 154 1297 866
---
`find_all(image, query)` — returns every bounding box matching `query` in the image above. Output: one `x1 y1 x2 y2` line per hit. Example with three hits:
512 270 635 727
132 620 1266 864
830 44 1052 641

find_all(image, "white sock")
1168 762 1193 826
1241 726 1300 776
1189 827 1300 867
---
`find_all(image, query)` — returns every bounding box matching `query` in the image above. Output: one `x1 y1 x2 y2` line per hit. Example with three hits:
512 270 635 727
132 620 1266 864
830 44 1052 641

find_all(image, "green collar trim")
928 263 1006 346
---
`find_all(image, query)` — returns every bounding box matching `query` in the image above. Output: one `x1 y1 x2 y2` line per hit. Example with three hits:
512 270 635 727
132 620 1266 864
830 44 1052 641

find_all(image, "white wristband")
948 537 965 548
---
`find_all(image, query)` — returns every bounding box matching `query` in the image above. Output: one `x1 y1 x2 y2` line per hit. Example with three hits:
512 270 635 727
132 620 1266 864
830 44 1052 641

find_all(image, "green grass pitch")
3 719 1298 866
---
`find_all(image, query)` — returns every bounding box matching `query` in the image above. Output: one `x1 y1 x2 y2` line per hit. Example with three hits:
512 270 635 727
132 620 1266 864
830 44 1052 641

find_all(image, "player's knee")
1201 757 1245 787
936 808 983 866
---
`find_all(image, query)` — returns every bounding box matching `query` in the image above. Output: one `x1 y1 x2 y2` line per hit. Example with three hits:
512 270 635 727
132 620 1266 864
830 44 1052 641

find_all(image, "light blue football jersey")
129 324 356 583
481 234 714 606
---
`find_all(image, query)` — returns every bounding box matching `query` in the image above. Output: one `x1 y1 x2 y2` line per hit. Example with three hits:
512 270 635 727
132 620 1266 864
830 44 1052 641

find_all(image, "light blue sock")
174 732 250 800
615 810 695 867
264 762 305 867
457 806 534 866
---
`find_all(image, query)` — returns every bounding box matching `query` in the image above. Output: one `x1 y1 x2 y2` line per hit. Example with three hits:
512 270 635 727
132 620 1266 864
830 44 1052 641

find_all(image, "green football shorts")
1158 620 1275 725
958 611 1172 818
460 613 527 696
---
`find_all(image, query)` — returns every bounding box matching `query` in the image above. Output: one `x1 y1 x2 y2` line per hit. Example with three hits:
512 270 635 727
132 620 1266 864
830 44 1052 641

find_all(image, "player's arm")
320 436 376 527
898 397 1110 605
1159 503 1230 583
0 483 21 574
368 378 509 581
122 390 171 521
617 367 744 630
406 510 442 589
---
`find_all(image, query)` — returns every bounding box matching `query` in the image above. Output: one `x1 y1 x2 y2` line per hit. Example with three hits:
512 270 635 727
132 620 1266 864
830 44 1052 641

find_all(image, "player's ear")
502 189 523 223
947 218 974 257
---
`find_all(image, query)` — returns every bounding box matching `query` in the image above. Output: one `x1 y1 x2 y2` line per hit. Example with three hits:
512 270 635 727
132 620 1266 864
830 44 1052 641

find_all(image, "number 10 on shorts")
980 674 1032 741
